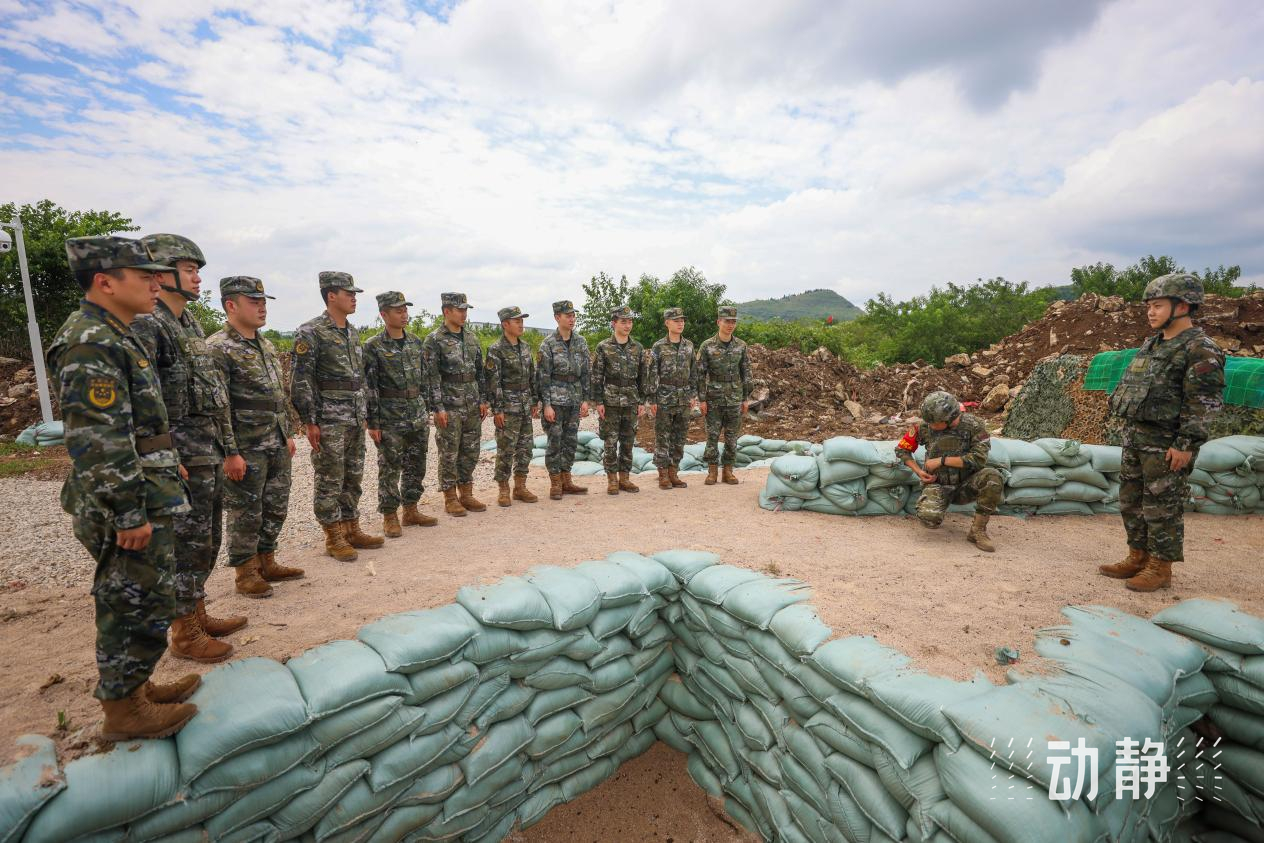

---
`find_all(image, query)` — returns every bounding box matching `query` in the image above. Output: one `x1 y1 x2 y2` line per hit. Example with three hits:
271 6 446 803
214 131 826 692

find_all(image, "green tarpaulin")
1083 350 1263 409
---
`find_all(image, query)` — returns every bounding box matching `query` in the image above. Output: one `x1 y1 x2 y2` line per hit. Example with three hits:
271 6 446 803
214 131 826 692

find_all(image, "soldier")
697 306 752 485
486 306 540 507
208 276 303 600
537 300 592 499
647 307 697 490
365 292 438 536
421 293 489 516
591 305 648 495
131 233 239 664
1100 274 1224 591
896 390 1004 552
291 271 384 562
49 236 199 739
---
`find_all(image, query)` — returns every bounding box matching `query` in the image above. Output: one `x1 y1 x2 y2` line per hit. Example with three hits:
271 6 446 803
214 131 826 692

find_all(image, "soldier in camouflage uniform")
365 291 438 536
896 390 1004 552
208 276 302 601
421 292 489 516
592 305 648 495
537 300 592 499
291 271 384 562
697 306 753 485
647 306 697 490
1101 274 1224 591
131 234 238 664
48 236 199 740
486 306 540 507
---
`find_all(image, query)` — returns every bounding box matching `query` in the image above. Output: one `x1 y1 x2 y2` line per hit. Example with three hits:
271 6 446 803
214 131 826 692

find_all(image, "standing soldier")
697 306 752 485
1101 274 1224 591
486 306 540 507
591 305 648 495
421 293 489 516
208 276 302 600
132 233 239 664
49 236 198 739
896 390 1004 552
537 300 592 499
647 307 697 490
291 271 383 562
365 292 438 536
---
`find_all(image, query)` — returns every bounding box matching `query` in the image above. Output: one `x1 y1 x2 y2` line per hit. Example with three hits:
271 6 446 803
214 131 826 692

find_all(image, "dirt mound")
0 357 57 438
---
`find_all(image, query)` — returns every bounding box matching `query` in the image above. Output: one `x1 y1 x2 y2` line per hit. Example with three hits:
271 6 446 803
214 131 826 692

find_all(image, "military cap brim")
242 291 277 300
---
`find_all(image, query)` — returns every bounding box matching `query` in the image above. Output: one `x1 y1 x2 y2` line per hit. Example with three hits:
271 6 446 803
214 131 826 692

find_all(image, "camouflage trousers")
436 409 480 490
171 464 222 615
544 404 581 474
654 405 689 468
224 434 292 566
495 413 533 482
915 466 1004 526
312 423 365 525
1120 446 1189 562
376 425 429 511
600 406 639 474
703 404 743 466
73 514 176 701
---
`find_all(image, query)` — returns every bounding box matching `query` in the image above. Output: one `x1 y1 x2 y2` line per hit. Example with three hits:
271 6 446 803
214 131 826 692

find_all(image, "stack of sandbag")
733 435 820 469
1188 436 1264 515
13 421 63 448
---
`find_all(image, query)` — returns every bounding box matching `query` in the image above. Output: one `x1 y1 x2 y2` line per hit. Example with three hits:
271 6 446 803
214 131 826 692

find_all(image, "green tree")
578 272 629 335
625 266 728 347
187 291 225 336
1070 254 1254 301
0 200 138 352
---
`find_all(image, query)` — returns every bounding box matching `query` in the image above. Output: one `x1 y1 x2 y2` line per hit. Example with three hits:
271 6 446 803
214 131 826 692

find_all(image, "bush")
1070 255 1257 301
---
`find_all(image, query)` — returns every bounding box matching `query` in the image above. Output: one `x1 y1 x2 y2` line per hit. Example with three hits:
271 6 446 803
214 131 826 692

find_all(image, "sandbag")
864 670 991 749
818 479 867 512
824 691 933 770
0 735 63 843
310 697 404 750
525 566 603 630
652 549 720 583
605 551 678 595
366 724 465 793
995 437 1055 466
688 565 764 605
190 728 320 795
574 559 649 607
357 604 481 673
288 640 411 719
810 636 912 695
1034 501 1094 516
128 789 238 842
327 704 429 766
1082 443 1122 474
769 603 833 656
723 578 809 630
456 576 554 631
1001 487 1054 507
1033 437 1090 467
816 455 870 486
203 761 323 839
1062 605 1208 678
1153 600 1264 655
1055 462 1111 489
770 454 822 494
821 436 882 465
1004 465 1062 488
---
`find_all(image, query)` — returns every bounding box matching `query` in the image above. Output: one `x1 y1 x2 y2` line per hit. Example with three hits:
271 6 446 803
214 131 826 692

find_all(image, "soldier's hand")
178 464 189 481
1166 447 1193 472
916 468 936 484
544 406 556 423
494 412 505 429
306 423 322 452
597 404 606 420
580 402 590 419
287 437 297 457
924 457 941 472
740 400 750 415
637 405 645 418
224 454 247 482
435 411 449 429
369 428 382 445
699 401 708 416
116 522 153 551
531 405 540 419
480 403 489 420
650 404 658 418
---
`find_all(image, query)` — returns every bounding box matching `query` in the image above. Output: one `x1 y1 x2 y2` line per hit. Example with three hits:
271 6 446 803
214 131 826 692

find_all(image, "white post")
9 217 55 425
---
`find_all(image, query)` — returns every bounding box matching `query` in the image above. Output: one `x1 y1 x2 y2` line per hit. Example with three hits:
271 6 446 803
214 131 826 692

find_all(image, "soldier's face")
328 288 357 315
381 305 409 331
230 295 268 329
717 318 737 337
555 312 576 331
102 268 161 315
612 317 633 338
1146 298 1186 328
929 421 949 431
445 306 468 327
502 317 524 338
175 260 201 296
665 317 685 335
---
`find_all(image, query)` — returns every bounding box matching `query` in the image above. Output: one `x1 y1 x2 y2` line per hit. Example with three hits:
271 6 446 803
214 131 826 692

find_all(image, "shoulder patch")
87 377 118 409
295 339 310 355
137 357 149 368
486 355 496 370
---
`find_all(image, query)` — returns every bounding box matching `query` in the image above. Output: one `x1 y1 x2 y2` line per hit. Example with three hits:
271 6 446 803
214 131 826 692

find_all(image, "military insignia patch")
485 357 496 370
137 358 149 368
87 377 117 409
295 340 310 354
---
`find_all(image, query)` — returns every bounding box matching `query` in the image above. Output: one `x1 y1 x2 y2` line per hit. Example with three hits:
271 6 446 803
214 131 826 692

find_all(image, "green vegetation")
1070 255 1255 301
0 441 62 478
737 288 862 323
580 267 728 348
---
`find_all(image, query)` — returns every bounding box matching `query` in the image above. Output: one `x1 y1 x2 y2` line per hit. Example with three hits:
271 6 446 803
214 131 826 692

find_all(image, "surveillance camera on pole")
0 228 12 252
1 215 55 425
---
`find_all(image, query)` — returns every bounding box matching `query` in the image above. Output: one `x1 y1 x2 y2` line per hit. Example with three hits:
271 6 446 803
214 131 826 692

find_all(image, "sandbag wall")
760 435 1264 517
509 432 804 476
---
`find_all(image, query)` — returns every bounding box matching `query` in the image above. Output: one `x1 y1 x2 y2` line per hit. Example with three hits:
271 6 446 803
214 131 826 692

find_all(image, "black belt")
441 372 476 384
235 398 287 412
605 375 637 388
708 375 739 383
501 381 530 391
660 378 689 387
379 387 421 399
136 433 174 455
551 374 579 383
318 379 361 391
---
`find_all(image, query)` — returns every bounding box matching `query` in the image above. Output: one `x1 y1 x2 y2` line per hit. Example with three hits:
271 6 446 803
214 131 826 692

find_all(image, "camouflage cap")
140 233 206 269
552 300 577 315
220 276 275 299
318 271 363 292
717 306 739 320
663 307 685 320
376 291 413 310
610 305 635 321
498 305 528 321
920 390 961 424
65 236 172 274
441 292 471 310
1143 273 1204 306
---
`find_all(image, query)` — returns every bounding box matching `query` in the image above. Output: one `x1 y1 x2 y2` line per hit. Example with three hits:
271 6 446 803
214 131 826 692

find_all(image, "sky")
1 0 1262 330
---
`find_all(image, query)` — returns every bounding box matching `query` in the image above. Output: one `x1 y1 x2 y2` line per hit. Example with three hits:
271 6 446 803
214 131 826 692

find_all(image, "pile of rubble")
0 357 54 438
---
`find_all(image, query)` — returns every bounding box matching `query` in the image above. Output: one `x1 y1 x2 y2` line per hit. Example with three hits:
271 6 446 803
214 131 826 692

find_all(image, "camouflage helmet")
1143 273 1203 307
139 233 206 268
920 390 961 424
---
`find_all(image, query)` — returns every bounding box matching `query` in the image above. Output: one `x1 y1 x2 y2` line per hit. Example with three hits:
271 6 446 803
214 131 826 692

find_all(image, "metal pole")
10 217 55 425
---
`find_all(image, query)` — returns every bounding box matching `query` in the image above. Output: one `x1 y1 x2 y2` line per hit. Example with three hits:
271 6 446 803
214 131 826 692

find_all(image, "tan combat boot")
966 514 995 552
722 466 739 485
343 519 385 549
458 483 487 512
323 523 358 562
658 468 672 490
235 556 274 597
607 474 620 495
498 480 512 507
549 474 563 500
668 466 687 488
169 615 233 663
101 689 197 741
1100 547 1148 579
196 597 246 636
402 502 438 526
705 465 718 485
1127 558 1173 592
444 487 468 516
618 472 639 493
259 550 304 581
382 510 402 538
561 472 587 495
142 674 201 704
513 474 538 503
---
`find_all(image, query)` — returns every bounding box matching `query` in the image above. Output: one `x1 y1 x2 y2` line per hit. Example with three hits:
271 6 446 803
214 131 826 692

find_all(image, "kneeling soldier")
487 306 540 506
592 305 648 494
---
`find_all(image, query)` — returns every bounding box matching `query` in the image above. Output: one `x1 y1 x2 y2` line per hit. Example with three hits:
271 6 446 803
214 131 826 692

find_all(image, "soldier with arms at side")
646 307 697 490
1100 274 1224 591
486 306 540 507
697 306 752 485
537 300 592 499
591 305 648 495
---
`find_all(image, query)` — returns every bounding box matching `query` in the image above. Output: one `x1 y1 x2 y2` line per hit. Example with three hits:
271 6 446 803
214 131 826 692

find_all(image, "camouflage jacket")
696 335 753 406
1109 327 1225 452
131 299 230 466
647 336 697 407
485 335 537 415
896 412 992 487
591 336 648 407
421 325 487 413
47 300 190 529
290 312 366 427
536 331 590 408
207 325 291 454
365 331 429 431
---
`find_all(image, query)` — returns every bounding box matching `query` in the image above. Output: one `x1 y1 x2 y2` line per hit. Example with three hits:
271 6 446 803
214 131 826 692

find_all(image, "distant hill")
737 288 863 322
